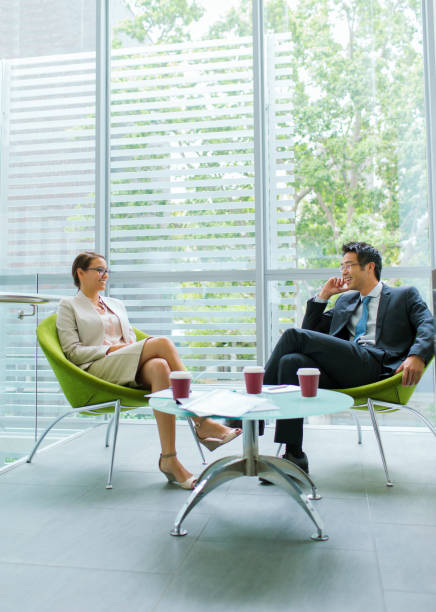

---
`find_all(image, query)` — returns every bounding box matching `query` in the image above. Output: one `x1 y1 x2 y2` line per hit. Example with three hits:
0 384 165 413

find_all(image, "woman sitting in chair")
57 251 241 490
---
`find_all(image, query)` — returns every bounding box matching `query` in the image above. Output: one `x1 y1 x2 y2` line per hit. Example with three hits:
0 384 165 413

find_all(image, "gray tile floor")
1 421 436 612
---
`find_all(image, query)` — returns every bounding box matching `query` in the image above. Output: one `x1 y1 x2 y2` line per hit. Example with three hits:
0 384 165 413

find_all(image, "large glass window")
1 0 434 469
0 1 97 465
0 2 97 274
110 0 258 379
262 0 429 269
261 0 434 414
110 36 255 272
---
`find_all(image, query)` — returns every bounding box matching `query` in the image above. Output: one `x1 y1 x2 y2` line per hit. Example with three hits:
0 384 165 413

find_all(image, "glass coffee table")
149 385 353 541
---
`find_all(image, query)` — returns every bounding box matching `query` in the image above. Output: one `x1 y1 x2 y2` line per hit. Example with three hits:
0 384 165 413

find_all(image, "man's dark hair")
341 242 382 281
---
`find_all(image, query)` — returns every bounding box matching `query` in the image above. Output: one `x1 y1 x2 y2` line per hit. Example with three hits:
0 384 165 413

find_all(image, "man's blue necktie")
353 296 371 343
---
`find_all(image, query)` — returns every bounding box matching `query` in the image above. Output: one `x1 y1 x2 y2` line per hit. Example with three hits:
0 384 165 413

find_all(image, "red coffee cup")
169 371 192 400
243 366 265 394
297 368 320 397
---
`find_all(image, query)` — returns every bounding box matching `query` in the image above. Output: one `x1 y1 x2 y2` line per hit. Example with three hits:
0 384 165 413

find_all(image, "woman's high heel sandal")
194 418 242 452
159 452 197 490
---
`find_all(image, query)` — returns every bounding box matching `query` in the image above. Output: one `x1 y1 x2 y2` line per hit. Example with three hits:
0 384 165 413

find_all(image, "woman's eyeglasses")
87 267 110 277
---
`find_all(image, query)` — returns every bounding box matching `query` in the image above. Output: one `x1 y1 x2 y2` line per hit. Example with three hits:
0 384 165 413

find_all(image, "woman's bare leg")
138 338 240 439
138 337 184 372
137 357 193 484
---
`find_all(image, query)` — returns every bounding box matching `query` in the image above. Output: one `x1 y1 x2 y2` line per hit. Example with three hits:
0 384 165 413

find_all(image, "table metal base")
170 420 328 541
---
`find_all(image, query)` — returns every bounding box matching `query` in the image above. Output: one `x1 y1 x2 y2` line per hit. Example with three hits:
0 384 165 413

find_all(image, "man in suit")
263 241 433 475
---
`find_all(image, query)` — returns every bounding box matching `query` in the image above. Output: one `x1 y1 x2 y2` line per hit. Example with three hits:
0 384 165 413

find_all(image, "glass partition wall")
1 0 435 467
0 1 98 465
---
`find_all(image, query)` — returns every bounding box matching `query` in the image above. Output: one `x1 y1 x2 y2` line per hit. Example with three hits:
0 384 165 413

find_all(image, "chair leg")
187 417 207 465
351 410 362 444
27 409 76 463
397 404 436 437
367 398 393 487
276 443 283 457
105 414 115 447
106 400 121 490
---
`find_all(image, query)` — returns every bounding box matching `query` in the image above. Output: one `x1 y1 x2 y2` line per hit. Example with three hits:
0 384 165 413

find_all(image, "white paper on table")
144 389 220 402
178 388 276 417
262 384 300 394
144 388 173 399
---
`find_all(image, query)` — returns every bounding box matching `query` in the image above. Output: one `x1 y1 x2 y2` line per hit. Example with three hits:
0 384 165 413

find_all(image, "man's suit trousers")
263 328 385 446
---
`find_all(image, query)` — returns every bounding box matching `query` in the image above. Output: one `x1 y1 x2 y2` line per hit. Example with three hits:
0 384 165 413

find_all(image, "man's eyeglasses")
87 267 110 277
339 263 360 272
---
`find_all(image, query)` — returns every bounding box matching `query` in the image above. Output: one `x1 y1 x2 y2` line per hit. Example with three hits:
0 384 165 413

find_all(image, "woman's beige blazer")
56 291 136 370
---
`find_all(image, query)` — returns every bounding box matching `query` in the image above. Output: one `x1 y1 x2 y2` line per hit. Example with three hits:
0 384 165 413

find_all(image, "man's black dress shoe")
283 450 309 473
259 451 309 485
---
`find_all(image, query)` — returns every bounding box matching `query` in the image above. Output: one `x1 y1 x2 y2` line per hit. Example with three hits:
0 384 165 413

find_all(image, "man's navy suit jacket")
301 283 434 374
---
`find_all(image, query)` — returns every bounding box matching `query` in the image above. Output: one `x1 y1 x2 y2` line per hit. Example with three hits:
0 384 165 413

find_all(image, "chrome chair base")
361 397 436 487
186 416 207 465
170 526 188 536
276 397 436 488
366 398 393 487
170 420 328 541
26 399 123 489
275 404 395 487
27 400 207 489
311 532 329 541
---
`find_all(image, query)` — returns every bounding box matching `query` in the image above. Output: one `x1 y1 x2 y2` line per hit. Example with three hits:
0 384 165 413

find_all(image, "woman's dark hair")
72 251 105 288
342 242 382 281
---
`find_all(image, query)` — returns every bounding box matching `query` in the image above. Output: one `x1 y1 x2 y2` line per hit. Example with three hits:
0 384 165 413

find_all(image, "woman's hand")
106 344 128 354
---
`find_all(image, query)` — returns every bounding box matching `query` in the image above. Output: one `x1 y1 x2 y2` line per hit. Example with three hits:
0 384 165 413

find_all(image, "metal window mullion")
0 59 10 271
95 0 110 270
252 0 268 365
422 0 436 269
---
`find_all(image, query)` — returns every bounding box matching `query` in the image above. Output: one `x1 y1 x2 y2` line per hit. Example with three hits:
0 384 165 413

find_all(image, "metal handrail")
0 292 62 318
0 291 62 303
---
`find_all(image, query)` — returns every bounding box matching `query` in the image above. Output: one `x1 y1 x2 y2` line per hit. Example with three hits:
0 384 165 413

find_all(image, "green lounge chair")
276 361 435 486
336 363 435 486
28 313 205 488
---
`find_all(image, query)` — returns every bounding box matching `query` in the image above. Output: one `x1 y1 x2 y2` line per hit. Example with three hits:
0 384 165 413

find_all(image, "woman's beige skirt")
86 339 148 387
